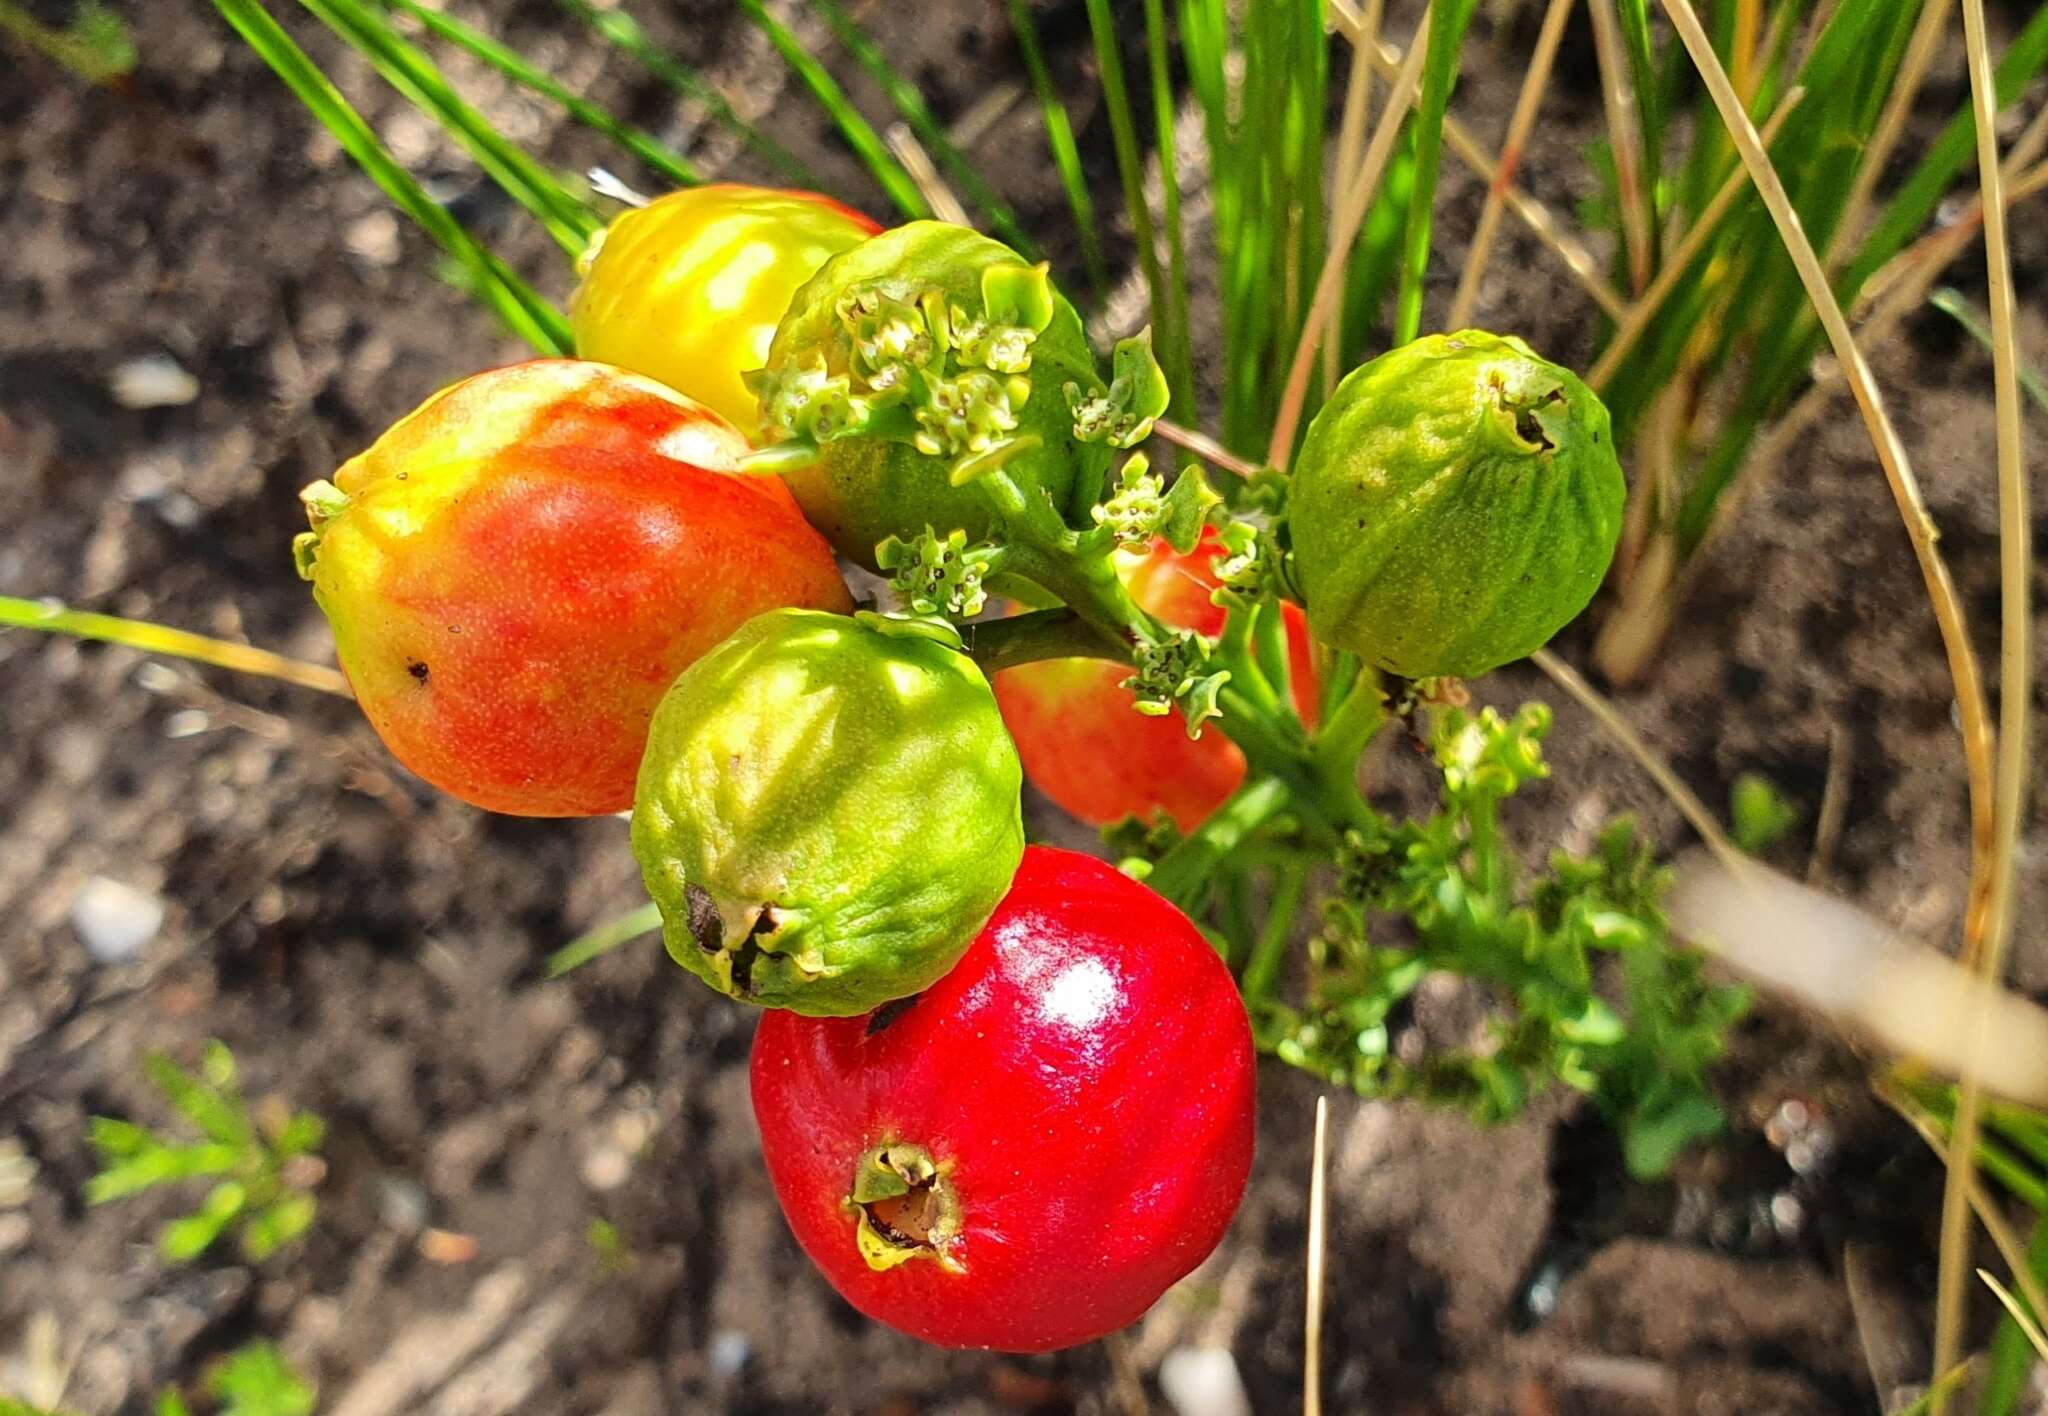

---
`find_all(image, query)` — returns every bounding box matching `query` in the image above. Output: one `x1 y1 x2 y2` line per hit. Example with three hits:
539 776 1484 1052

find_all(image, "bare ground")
3 1 2046 1413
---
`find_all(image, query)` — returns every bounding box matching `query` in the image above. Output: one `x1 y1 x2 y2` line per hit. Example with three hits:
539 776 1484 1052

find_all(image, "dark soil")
3 2 2046 1414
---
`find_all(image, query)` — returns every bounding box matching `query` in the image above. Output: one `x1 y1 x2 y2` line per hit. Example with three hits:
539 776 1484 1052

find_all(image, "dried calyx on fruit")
747 221 1108 568
751 847 1256 1351
1288 330 1625 680
294 360 850 817
630 608 1023 1017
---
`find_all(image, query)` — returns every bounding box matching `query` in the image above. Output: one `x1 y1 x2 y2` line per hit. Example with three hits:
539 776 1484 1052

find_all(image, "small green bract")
1289 330 1625 678
630 608 1024 1016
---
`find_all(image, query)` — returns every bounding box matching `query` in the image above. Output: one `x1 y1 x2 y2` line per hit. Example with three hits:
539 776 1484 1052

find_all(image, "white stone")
1159 1346 1250 1416
109 354 199 409
71 876 165 965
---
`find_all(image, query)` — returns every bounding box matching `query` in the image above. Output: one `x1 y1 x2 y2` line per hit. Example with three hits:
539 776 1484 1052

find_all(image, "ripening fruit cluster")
294 185 1262 1352
295 183 1625 1351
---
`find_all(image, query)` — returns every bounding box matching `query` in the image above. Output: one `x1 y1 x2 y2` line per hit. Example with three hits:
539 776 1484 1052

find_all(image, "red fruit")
751 846 1256 1352
995 531 1321 831
296 360 853 816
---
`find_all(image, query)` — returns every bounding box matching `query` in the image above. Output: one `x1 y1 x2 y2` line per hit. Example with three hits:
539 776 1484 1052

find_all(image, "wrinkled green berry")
752 222 1107 568
1289 331 1625 678
630 609 1024 1016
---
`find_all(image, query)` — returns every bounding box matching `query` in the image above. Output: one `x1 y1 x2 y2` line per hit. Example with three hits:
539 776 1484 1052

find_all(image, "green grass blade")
207 0 570 355
384 0 698 190
1612 0 1663 249
0 594 353 694
806 0 1033 251
1338 137 1415 368
1982 1218 2048 1416
1005 0 1106 299
735 0 929 220
1085 0 1167 368
1141 0 1195 424
0 0 136 83
554 0 817 187
1932 287 2048 413
546 902 661 977
1393 0 1479 344
1842 0 2048 299
296 0 603 255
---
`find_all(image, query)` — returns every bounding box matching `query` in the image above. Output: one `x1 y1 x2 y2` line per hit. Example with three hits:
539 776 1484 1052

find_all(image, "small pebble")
1159 1346 1250 1416
0 1212 30 1254
164 709 211 739
109 354 200 409
580 1145 630 1192
377 1176 429 1235
345 210 401 267
707 1329 749 1378
71 876 165 965
0 1138 36 1208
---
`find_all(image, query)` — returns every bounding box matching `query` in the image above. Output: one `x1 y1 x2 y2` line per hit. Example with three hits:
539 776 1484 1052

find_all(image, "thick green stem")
1146 776 1295 907
1311 673 1388 817
957 609 1106 674
1242 860 1311 1002
972 464 1360 836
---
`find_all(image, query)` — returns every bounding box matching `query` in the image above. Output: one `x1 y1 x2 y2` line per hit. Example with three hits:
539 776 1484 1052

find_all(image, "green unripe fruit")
754 221 1107 569
1289 331 1625 679
630 608 1025 1016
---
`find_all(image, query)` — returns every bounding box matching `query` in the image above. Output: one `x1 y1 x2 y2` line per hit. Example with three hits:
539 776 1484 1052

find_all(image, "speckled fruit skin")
300 360 853 817
1290 330 1625 679
762 221 1106 568
751 846 1256 1352
995 530 1321 831
631 609 1024 1016
570 184 879 430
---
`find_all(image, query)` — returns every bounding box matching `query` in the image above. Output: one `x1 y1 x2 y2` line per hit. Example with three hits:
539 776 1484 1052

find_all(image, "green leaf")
1156 464 1221 554
1068 330 1172 449
158 1181 247 1263
241 1192 318 1262
1620 1090 1725 1180
209 1343 316 1416
1729 771 1799 854
145 1052 250 1148
89 1142 226 1204
89 1115 155 1161
271 1112 326 1161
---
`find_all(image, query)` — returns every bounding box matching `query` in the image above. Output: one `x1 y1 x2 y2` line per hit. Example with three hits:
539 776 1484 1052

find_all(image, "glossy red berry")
995 530 1320 831
751 846 1256 1351
295 360 854 816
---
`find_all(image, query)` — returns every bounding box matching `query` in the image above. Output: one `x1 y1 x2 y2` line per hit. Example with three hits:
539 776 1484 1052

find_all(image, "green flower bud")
751 222 1107 569
631 609 1024 1016
1289 331 1625 678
